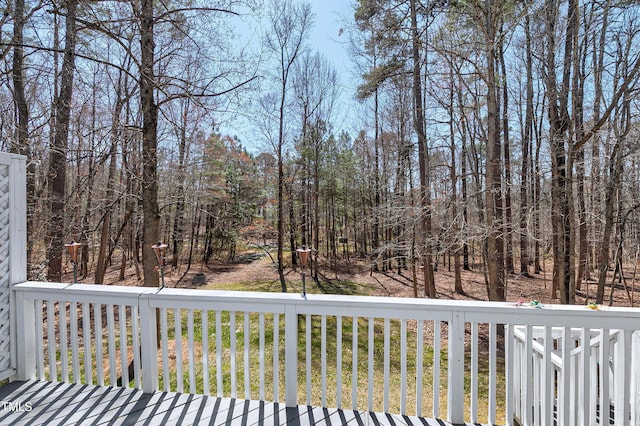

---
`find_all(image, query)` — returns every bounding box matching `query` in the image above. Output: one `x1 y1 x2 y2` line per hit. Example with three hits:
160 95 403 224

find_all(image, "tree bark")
266 0 311 292
498 26 514 275
484 0 505 301
313 127 320 282
47 0 78 282
520 6 533 277
276 73 288 291
545 0 577 303
449 81 462 294
10 0 28 158
139 0 160 288
589 1 609 286
11 0 36 279
95 103 121 284
171 100 189 269
573 25 587 291
596 145 622 303
410 0 435 297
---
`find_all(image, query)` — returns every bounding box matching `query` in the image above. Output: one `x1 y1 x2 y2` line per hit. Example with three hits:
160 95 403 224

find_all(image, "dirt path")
92 249 638 307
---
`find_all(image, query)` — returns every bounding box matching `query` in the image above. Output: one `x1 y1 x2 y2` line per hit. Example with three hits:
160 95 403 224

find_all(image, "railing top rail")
14 281 157 305
0 151 26 165
13 281 640 329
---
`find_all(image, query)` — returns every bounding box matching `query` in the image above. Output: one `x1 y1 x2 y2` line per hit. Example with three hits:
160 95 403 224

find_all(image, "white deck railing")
12 281 640 425
513 325 640 426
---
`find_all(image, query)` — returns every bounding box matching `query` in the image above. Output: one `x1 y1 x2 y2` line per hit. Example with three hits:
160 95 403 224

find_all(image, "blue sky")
220 1 359 152
309 0 355 86
308 0 359 138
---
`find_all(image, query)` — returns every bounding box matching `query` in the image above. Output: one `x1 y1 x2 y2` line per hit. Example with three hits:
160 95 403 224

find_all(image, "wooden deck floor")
0 381 475 425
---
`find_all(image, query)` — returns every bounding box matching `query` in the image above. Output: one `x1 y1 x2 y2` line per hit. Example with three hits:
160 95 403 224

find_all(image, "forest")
1 0 639 306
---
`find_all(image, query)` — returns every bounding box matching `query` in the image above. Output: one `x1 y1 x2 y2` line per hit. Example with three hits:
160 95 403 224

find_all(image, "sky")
220 1 360 152
309 0 355 88
309 0 360 133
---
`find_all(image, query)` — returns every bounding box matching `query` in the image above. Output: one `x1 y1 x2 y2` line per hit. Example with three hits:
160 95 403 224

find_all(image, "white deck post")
14 289 35 380
9 155 27 286
447 310 465 424
284 303 298 407
632 331 640 425
139 293 158 393
614 330 631 426
1 152 27 382
504 324 514 425
9 155 26 377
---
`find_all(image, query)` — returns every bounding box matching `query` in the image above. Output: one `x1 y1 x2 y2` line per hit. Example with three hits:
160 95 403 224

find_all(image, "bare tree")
292 51 338 281
519 2 534 277
136 0 160 288
478 0 506 301
10 0 38 279
264 0 313 292
46 0 79 282
410 0 436 297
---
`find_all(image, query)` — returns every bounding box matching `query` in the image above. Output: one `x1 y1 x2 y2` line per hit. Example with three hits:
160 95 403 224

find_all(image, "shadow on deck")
0 380 481 425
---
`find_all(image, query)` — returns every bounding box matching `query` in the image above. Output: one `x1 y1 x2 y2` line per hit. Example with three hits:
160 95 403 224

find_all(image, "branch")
157 75 260 107
0 41 140 81
573 53 640 153
154 7 239 22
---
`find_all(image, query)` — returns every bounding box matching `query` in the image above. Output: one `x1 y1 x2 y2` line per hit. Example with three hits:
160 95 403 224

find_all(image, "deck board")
0 381 481 425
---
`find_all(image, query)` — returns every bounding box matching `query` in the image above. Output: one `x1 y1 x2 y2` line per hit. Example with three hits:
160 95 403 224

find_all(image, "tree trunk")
533 115 543 275
589 2 609 284
11 0 37 279
498 28 514 276
286 178 297 271
598 45 633 302
10 0 28 162
520 6 533 277
171 101 189 269
313 131 320 282
95 106 121 284
410 0 435 297
47 0 78 282
277 75 287 292
449 69 462 294
140 0 160 288
484 0 505 301
460 101 470 271
79 142 94 280
596 146 622 303
372 88 380 272
573 41 587 291
545 0 577 304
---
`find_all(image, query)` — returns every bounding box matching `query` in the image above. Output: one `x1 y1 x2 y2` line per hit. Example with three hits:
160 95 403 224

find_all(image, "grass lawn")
40 274 505 424
153 276 507 423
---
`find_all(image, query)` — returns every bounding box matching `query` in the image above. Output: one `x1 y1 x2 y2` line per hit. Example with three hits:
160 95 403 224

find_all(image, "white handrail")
13 281 640 425
512 324 638 425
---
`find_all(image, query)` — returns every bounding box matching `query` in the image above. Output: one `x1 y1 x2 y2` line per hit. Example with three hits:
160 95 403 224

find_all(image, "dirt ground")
92 249 640 308
59 248 638 401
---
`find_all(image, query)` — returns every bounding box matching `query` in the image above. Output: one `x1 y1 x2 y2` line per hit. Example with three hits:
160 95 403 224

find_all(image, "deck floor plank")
0 381 481 425
244 400 286 426
40 385 133 426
